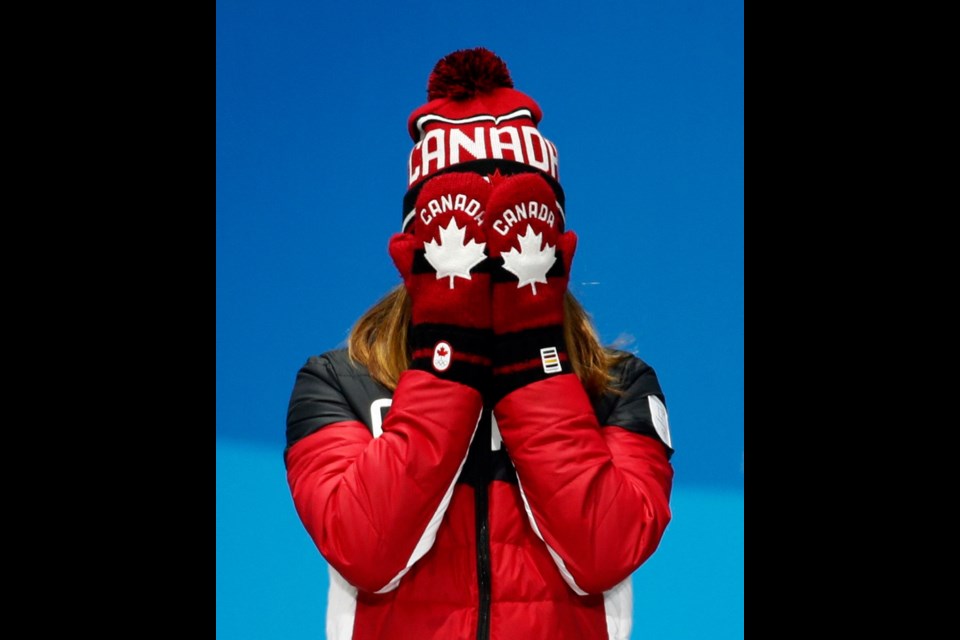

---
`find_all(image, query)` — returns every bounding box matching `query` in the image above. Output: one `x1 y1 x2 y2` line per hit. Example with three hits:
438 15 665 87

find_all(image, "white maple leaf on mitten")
423 218 487 288
501 224 557 295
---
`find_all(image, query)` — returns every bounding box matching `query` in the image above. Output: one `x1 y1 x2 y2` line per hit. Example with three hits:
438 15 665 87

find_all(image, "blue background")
217 0 743 637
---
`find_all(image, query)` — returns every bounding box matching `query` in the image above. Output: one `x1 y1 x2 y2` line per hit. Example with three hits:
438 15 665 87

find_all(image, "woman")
285 48 674 640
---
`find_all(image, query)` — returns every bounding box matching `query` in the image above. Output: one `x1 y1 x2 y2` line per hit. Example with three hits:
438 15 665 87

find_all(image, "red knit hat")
402 48 565 232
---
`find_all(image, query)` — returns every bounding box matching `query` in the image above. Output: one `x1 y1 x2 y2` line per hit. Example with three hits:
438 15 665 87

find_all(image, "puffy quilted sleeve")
285 354 483 593
493 354 674 594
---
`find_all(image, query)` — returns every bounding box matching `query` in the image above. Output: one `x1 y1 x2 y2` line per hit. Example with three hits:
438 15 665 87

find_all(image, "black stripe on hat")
403 159 565 232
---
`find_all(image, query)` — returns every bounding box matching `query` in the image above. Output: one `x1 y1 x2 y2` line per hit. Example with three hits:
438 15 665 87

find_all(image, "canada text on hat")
402 48 564 232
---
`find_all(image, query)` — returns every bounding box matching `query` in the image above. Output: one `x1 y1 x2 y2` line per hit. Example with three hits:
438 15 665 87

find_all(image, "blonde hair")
347 285 628 399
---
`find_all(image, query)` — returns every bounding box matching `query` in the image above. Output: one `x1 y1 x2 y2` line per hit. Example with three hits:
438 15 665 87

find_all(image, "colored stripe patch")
540 347 562 374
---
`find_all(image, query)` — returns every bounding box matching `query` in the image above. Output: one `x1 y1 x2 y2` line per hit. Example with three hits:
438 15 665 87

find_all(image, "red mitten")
485 173 578 403
389 172 494 391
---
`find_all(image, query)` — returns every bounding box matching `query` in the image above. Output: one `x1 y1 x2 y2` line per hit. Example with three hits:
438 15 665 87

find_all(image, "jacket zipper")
476 476 491 640
474 408 492 640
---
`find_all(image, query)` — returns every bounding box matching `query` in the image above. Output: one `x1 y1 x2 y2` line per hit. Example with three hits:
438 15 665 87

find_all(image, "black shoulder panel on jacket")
285 349 395 451
591 351 674 459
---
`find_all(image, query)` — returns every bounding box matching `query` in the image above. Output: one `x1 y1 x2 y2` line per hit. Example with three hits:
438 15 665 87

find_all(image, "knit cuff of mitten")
490 325 570 404
409 324 493 392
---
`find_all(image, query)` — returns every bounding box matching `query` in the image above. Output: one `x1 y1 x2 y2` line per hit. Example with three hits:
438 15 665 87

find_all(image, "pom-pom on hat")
402 48 565 232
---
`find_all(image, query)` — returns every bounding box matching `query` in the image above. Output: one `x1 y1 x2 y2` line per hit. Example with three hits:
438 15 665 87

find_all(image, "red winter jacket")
285 348 673 640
